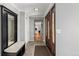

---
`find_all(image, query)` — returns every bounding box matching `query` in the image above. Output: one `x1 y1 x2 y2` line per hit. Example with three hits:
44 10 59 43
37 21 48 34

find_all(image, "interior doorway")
34 20 43 41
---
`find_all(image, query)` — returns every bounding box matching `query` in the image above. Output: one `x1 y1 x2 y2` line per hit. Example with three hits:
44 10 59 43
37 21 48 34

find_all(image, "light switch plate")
56 29 61 34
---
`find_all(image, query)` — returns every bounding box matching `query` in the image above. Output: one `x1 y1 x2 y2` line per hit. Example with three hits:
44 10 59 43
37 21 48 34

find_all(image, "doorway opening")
34 20 43 42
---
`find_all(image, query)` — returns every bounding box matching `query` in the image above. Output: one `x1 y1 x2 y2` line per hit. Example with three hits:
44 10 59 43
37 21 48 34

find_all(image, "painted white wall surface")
18 12 25 41
56 3 79 56
35 22 42 32
29 19 34 41
25 16 30 43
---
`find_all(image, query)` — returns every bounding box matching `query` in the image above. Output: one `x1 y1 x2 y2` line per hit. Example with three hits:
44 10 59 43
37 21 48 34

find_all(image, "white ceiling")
14 3 53 17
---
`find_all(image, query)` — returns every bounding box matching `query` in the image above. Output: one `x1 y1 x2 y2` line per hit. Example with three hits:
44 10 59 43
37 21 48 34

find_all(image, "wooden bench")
4 41 25 56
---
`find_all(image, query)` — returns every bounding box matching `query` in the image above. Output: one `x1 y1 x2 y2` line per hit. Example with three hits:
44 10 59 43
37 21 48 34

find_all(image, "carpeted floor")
34 46 52 56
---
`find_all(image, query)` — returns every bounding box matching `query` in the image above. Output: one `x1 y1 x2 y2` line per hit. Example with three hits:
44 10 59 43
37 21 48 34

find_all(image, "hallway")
1 0 79 57
23 41 51 56
0 3 55 56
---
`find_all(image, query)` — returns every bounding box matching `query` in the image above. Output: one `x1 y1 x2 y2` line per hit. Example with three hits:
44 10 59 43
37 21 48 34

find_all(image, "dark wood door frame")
45 4 56 56
51 4 56 56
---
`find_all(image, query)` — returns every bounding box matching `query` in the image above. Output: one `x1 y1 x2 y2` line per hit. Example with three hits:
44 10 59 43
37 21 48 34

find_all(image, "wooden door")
45 4 56 55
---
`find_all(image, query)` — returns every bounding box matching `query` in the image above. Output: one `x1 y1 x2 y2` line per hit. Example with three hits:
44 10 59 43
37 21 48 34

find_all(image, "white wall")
29 19 34 41
18 12 25 41
35 22 41 31
25 16 30 43
56 3 79 56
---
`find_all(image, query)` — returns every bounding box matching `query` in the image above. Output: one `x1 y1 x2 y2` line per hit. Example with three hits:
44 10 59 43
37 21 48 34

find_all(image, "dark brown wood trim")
45 3 56 56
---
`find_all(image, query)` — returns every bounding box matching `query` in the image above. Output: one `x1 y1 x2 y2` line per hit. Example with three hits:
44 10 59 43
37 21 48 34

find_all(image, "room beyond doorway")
34 20 43 41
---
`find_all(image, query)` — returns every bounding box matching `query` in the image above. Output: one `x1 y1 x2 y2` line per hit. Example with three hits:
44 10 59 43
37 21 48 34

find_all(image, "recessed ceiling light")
34 8 38 11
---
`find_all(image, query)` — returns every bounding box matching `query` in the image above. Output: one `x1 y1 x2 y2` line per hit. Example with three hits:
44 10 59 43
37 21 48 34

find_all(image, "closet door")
45 4 56 55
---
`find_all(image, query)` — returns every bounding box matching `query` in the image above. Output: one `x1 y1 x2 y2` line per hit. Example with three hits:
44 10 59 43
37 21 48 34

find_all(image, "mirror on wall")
1 6 17 55
8 14 15 46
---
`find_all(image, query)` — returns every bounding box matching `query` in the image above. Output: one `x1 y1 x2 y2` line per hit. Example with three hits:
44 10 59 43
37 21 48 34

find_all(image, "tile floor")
23 41 46 56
